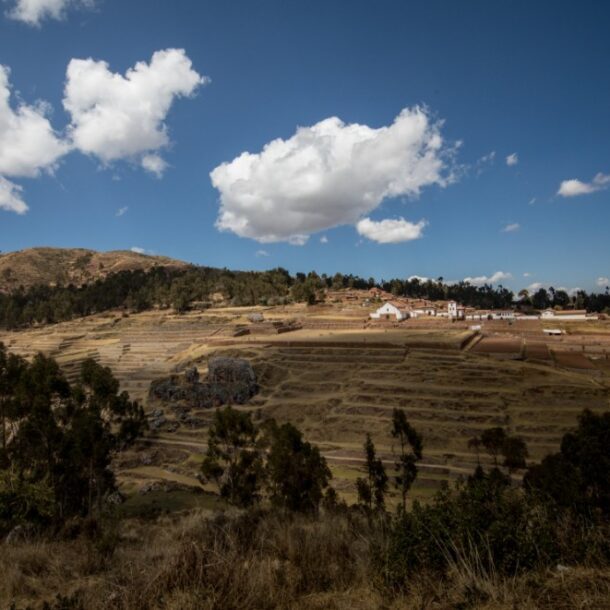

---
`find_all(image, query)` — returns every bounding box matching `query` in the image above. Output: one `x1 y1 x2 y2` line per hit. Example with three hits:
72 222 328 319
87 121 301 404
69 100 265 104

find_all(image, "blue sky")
0 0 609 292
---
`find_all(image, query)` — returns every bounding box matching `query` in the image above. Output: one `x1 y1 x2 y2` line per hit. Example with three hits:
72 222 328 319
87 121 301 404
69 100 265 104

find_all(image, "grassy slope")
0 247 188 292
2 509 610 610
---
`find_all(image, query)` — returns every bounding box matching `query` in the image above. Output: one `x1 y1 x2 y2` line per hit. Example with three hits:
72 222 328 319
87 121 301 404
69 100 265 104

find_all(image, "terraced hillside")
230 341 610 500
2 307 609 504
1 310 237 401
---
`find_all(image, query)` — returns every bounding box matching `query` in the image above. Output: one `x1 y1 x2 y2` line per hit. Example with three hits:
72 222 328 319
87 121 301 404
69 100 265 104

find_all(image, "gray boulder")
208 357 258 404
149 357 258 408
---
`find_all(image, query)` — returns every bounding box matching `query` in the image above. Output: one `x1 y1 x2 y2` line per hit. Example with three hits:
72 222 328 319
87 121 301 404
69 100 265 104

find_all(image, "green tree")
0 344 26 456
502 435 529 472
0 350 144 529
531 287 550 310
469 428 528 472
200 406 263 507
479 427 507 466
356 433 388 511
524 453 583 513
265 421 331 513
527 409 610 517
391 408 423 511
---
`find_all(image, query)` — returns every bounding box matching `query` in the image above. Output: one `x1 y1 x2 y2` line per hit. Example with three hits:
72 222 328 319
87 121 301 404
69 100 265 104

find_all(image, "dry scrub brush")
91 509 380 610
3 509 610 610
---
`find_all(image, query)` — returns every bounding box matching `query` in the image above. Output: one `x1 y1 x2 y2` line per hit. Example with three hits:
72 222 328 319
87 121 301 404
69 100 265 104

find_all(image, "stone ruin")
149 357 258 410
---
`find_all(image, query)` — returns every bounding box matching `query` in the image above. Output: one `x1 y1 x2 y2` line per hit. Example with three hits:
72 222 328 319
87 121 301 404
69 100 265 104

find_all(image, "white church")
370 300 465 321
369 301 411 321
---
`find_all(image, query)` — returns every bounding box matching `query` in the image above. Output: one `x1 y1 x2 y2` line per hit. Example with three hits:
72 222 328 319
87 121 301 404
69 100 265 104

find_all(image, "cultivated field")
2 302 610 507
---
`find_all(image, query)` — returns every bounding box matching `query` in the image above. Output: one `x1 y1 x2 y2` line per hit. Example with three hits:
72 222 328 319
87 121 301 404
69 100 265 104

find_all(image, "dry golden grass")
0 247 187 292
2 509 610 610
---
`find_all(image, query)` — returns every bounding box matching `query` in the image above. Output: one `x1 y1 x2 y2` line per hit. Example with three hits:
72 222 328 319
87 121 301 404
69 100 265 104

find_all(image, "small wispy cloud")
142 154 168 178
506 153 518 166
528 282 543 291
474 150 496 175
116 206 128 217
256 249 270 257
356 217 427 244
523 272 532 278
320 235 329 244
501 222 520 233
131 246 147 254
557 172 610 197
597 276 609 287
408 275 429 282
6 0 96 27
528 197 536 205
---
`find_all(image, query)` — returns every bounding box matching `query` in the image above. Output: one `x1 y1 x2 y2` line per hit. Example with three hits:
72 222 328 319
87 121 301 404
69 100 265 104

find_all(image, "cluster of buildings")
367 290 594 322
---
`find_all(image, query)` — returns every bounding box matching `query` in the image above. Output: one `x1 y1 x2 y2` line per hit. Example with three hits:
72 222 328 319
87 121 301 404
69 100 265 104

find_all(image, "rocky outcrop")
149 358 258 409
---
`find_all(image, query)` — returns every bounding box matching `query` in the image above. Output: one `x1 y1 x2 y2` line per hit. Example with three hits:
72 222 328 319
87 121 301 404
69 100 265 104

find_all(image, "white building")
370 301 410 321
540 309 590 321
448 301 465 319
411 305 438 317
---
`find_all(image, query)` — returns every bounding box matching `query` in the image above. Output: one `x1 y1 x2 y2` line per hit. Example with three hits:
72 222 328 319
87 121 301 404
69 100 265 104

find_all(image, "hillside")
0 247 189 292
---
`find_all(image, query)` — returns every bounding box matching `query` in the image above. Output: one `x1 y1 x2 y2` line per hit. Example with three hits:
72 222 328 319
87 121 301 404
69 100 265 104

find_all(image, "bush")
380 468 564 590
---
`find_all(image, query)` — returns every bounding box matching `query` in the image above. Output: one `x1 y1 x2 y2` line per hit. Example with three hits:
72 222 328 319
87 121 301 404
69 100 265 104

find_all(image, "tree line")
1 264 609 329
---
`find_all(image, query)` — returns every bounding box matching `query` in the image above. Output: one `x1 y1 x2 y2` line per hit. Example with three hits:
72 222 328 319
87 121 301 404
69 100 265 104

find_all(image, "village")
357 287 597 323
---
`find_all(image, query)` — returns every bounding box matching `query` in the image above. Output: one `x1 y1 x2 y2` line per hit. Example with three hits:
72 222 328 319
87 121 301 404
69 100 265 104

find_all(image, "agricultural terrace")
2 300 609 507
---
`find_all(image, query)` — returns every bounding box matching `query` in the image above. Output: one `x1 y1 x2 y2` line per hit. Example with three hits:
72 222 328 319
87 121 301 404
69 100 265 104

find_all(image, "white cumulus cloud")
408 275 429 282
0 65 68 179
557 172 610 197
319 235 328 244
597 277 609 287
0 64 68 214
506 153 518 166
501 222 520 233
528 282 544 291
464 271 512 286
356 217 427 244
63 49 206 171
211 106 455 244
0 176 28 214
6 0 94 26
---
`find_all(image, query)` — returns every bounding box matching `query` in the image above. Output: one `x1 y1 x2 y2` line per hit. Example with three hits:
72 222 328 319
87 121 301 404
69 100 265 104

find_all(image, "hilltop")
0 247 189 292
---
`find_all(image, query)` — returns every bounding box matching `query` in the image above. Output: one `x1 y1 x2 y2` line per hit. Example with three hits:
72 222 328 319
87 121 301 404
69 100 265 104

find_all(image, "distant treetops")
2 264 609 330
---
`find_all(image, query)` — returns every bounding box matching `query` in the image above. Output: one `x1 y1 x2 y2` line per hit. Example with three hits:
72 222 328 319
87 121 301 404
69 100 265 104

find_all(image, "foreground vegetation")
1 344 609 608
0 344 146 533
2 262 610 329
